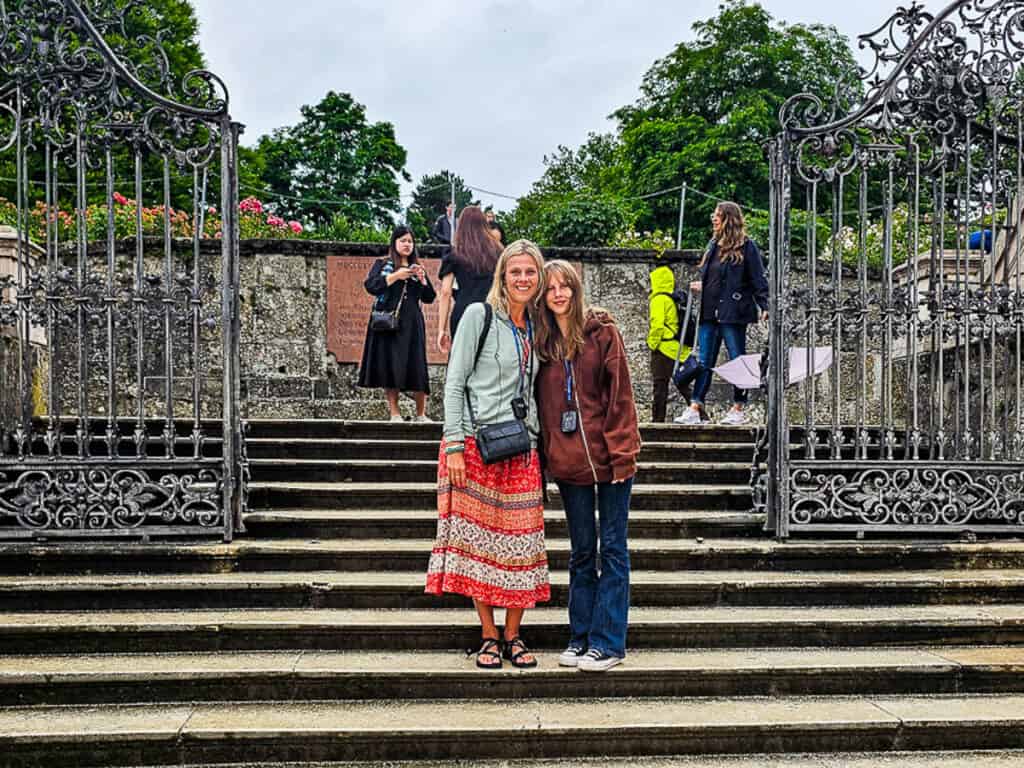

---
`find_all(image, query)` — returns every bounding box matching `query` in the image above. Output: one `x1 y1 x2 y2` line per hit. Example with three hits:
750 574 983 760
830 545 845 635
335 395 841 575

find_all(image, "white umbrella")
712 346 833 390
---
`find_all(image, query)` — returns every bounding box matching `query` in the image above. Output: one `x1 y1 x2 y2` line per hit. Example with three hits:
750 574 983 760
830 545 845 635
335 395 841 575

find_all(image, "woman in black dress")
358 226 436 422
436 206 502 355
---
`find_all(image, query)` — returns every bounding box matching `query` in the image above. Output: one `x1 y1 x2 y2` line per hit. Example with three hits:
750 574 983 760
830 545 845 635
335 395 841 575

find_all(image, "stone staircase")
0 420 1023 767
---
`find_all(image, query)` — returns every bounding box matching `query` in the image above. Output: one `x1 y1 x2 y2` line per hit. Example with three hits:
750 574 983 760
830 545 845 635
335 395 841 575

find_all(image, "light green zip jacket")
647 265 691 364
443 301 540 447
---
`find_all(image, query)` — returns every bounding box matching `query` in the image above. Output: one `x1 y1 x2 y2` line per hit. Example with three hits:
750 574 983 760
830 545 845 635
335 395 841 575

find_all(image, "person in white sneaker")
677 202 768 427
535 260 641 674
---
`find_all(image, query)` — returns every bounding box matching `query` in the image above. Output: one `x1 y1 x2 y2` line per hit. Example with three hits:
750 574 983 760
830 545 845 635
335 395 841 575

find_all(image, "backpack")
653 290 697 347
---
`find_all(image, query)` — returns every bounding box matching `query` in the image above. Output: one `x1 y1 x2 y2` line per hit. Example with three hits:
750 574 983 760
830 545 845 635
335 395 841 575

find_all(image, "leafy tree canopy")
406 170 477 240
613 0 858 244
0 0 208 208
113 0 207 94
247 91 410 228
539 194 631 248
510 0 859 248
505 133 634 246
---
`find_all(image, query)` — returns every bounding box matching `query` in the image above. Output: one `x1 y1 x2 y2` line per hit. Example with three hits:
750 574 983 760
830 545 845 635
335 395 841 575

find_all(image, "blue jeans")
557 479 632 658
692 321 748 405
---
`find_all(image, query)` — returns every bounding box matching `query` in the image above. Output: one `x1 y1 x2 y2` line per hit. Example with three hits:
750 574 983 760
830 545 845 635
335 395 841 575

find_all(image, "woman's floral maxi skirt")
425 437 550 608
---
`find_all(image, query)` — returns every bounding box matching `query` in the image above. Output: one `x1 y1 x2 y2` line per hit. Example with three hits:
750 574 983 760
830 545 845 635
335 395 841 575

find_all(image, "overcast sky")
189 0 940 211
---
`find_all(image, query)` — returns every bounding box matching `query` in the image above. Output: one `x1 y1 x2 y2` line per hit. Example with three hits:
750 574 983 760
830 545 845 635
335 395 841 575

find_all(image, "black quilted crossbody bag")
465 304 532 465
369 282 406 332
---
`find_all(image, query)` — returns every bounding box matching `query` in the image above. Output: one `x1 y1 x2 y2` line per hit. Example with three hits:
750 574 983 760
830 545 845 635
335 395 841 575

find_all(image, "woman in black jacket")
675 201 768 426
358 226 436 421
436 206 502 354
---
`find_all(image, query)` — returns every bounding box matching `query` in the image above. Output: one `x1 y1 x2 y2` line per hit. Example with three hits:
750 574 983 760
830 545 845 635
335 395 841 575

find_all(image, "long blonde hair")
535 260 586 362
486 239 545 317
707 201 748 265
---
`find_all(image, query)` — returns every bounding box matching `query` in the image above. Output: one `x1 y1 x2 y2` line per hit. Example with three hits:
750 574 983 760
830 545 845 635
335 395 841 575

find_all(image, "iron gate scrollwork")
765 0 1024 537
0 0 244 539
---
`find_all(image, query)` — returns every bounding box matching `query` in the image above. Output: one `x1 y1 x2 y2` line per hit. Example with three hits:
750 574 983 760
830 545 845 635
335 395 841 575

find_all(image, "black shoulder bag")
465 304 532 465
369 261 406 332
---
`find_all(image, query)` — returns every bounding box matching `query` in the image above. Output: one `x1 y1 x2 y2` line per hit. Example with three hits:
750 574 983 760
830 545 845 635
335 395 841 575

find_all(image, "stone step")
4 539 1024 575
244 508 764 540
1 605 1023 654
6 570 1024 612
246 481 754 511
2 647 1022 706
245 438 764 463
244 419 759 444
3 695 1024 765
22 436 226 460
247 459 754 484
118 752 1024 768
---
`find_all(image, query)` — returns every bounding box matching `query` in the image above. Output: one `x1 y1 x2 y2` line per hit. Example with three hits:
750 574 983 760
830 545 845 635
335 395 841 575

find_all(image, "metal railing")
764 0 1024 537
0 0 243 540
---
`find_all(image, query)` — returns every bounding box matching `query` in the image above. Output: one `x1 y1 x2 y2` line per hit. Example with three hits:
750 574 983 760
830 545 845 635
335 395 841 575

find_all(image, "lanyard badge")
560 359 578 434
508 317 532 421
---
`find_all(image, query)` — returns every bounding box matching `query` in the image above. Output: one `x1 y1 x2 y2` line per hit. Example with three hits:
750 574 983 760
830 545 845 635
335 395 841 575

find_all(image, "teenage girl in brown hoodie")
535 259 641 672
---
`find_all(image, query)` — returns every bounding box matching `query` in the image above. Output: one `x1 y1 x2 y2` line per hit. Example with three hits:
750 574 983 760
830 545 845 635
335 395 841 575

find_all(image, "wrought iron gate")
0 1 243 539
765 0 1024 537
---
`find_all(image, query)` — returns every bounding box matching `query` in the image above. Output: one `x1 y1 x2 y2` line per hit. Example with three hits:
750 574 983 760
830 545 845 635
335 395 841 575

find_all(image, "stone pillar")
0 226 47 430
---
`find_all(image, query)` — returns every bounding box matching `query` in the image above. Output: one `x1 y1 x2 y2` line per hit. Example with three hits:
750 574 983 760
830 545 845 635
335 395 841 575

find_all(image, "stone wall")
237 241 738 422
2 237 893 426
239 242 895 425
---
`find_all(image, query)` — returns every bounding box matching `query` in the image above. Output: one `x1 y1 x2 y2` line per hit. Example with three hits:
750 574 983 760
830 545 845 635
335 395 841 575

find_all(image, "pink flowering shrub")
0 195 314 242
239 197 264 215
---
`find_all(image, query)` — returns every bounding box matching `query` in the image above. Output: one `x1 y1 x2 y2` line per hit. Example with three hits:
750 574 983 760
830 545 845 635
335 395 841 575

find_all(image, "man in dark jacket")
431 203 455 244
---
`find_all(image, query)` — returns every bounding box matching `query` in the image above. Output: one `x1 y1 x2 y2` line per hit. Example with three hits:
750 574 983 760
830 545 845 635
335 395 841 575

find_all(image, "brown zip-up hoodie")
537 309 641 485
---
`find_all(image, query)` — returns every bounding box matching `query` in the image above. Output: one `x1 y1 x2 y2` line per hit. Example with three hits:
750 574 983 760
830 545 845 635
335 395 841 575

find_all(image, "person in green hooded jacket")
646 264 691 422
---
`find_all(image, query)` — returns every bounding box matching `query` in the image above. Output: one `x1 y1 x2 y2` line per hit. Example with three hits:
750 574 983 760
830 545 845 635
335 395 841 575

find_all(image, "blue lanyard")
504 315 532 397
564 359 573 404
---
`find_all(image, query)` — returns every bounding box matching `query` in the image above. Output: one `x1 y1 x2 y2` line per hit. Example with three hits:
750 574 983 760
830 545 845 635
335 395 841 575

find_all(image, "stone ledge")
83 237 706 264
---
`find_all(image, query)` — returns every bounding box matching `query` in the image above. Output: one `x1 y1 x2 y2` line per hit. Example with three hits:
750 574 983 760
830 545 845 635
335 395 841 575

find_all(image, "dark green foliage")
505 133 634 245
537 194 630 248
245 91 409 229
407 171 476 240
510 0 860 248
0 0 209 210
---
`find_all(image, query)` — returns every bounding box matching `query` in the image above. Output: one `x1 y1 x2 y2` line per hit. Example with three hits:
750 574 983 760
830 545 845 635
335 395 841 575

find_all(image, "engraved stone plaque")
327 256 446 365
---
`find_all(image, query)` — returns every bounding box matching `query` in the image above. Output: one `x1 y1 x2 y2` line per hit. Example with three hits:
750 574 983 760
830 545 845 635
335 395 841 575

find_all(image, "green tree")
510 1 859 248
406 171 476 241
530 133 628 199
506 133 632 244
0 0 209 209
614 0 859 245
246 91 409 228
526 194 631 248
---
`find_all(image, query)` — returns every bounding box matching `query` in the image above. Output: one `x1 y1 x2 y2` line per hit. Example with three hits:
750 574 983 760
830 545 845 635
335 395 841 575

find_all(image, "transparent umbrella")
712 346 834 390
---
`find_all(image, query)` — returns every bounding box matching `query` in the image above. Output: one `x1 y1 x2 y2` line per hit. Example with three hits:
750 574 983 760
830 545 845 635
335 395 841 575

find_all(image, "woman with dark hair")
675 201 769 426
436 206 502 354
358 226 436 422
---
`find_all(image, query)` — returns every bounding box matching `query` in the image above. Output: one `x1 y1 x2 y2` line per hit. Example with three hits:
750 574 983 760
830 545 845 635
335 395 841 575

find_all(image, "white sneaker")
414 415 432 423
577 648 623 672
558 644 587 667
720 409 750 426
673 408 702 425
389 415 404 423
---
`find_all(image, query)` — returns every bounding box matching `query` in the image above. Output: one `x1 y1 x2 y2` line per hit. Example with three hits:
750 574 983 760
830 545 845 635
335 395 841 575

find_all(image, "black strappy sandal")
502 636 538 669
472 637 503 670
